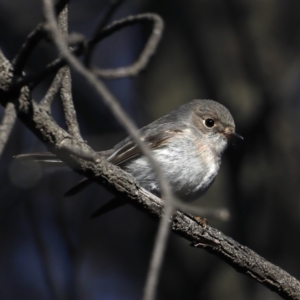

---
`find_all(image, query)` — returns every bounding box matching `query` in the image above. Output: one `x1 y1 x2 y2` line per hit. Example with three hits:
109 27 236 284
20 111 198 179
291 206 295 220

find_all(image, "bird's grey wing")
107 126 184 165
65 125 185 197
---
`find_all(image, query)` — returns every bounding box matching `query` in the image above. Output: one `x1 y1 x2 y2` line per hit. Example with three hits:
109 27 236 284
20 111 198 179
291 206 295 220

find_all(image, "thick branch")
0 48 300 300
172 213 300 300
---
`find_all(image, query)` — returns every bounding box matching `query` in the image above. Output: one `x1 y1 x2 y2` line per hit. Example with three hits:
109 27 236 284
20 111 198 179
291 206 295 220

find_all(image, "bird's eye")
204 118 215 128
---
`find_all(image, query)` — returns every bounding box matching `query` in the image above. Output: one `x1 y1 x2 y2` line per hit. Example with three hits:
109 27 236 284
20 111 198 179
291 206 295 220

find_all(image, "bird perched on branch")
15 99 242 216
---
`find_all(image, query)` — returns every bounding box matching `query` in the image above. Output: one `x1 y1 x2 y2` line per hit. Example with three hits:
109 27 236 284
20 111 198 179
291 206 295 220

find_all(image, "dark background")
1 1 300 299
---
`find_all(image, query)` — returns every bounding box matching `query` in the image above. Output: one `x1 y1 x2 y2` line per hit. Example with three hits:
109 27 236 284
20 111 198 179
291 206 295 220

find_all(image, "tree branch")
12 0 70 75
171 212 300 300
57 5 83 141
1 34 300 300
1 3 300 300
12 23 46 75
40 67 66 111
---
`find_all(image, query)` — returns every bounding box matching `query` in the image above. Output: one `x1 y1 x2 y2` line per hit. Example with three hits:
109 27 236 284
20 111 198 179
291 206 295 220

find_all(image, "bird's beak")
230 132 243 141
223 131 244 143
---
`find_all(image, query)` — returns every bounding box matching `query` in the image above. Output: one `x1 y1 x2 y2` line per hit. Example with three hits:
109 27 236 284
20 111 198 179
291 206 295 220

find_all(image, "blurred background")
1 0 300 299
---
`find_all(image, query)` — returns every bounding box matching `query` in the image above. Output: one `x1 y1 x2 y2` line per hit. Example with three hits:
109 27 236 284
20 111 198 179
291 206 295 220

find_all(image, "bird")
15 99 242 217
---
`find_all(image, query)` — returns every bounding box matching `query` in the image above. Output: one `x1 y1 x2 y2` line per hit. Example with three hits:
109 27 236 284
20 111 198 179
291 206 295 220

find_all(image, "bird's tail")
14 152 127 216
14 152 64 167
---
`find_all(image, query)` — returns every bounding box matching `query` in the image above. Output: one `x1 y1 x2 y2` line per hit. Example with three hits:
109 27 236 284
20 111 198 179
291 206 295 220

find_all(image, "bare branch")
1 47 300 299
12 23 46 75
40 67 66 111
14 12 163 88
60 67 82 140
172 212 300 300
14 41 86 89
91 13 164 79
143 204 174 300
17 55 70 89
12 0 70 75
58 5 83 141
1 3 300 300
0 102 16 157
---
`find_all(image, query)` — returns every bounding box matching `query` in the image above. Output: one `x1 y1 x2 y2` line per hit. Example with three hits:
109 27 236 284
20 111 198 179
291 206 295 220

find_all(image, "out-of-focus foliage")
0 1 300 299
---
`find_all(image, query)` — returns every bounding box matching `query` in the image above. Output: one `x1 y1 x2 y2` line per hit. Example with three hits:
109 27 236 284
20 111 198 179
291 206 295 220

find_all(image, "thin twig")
12 23 46 75
0 102 16 157
14 45 84 89
12 0 70 75
60 67 83 140
18 57 67 89
54 0 70 16
58 5 83 141
14 13 163 87
42 2 173 300
84 0 125 66
143 203 174 300
91 13 164 79
40 67 66 111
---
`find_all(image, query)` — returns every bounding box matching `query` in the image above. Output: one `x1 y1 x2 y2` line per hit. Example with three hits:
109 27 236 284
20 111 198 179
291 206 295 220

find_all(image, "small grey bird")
16 100 242 214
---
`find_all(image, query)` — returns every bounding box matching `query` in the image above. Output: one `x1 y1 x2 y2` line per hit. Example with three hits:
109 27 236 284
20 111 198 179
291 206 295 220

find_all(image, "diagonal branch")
60 66 82 140
58 5 83 141
172 212 300 300
0 45 300 300
1 2 300 299
40 67 66 111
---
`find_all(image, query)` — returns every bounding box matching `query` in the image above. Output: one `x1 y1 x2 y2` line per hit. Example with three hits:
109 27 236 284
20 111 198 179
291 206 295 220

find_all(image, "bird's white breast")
123 129 221 202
